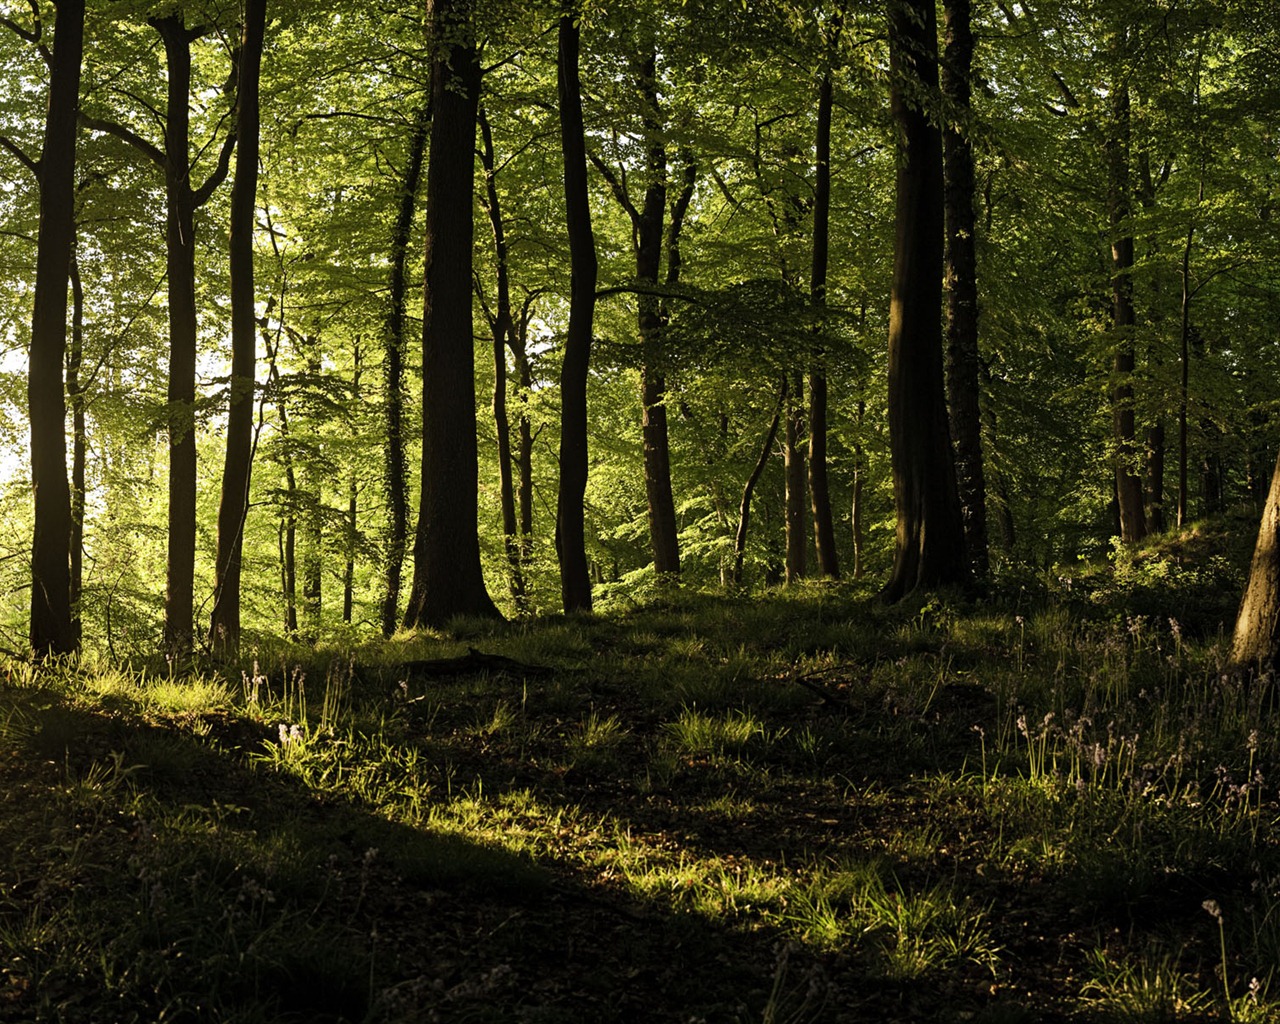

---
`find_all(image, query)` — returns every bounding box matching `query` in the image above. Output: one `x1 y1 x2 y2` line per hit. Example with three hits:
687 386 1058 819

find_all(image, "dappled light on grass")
4 567 1280 1020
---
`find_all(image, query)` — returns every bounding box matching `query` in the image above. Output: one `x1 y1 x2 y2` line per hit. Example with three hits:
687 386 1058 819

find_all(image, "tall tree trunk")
270 359 299 634
881 0 968 604
210 0 265 656
157 16 200 655
1146 422 1165 533
941 0 988 578
478 105 526 606
1106 31 1146 545
1231 449 1280 671
635 50 680 581
555 7 598 614
513 296 536 570
808 61 839 579
28 0 84 658
784 373 807 582
68 244 86 647
380 103 429 636
302 475 322 641
733 383 786 587
344 342 360 624
851 398 866 580
80 17 233 654
403 0 501 628
1177 180 1203 528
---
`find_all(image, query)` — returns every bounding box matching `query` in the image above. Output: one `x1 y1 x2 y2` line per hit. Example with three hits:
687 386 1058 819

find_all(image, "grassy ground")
3 524 1279 1022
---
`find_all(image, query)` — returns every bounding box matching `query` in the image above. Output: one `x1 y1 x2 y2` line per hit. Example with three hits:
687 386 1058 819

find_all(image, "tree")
1231 449 1280 671
24 0 84 657
210 0 267 656
880 0 967 603
807 49 839 580
1105 25 1146 545
555 4 598 614
590 42 681 581
403 0 501 628
81 13 236 654
941 0 987 577
380 102 429 636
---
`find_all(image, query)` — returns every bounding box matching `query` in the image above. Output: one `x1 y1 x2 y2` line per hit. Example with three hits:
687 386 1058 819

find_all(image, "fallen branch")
391 647 555 680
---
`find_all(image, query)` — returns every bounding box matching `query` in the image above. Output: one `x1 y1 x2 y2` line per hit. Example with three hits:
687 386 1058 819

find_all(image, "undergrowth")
2 531 1277 1022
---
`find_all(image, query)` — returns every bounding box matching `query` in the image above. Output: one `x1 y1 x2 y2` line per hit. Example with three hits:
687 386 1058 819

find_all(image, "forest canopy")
1 0 1278 657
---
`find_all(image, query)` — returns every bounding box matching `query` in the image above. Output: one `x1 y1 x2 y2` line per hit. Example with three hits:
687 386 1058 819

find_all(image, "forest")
3 0 1280 1020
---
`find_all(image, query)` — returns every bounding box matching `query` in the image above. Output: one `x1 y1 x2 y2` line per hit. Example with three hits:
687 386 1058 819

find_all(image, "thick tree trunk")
210 0 265 656
28 0 84 658
380 103 429 636
478 105 526 606
403 0 501 628
881 0 968 604
942 0 988 578
1232 449 1280 671
155 16 201 655
1106 36 1146 545
555 8 598 614
808 59 839 580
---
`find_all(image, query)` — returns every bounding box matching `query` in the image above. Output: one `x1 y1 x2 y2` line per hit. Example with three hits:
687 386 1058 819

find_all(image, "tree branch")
192 128 237 207
79 112 165 167
0 0 39 44
0 134 38 177
588 150 640 227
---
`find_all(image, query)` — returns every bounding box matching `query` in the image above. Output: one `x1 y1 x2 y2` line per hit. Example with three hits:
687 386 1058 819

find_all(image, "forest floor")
3 521 1280 1022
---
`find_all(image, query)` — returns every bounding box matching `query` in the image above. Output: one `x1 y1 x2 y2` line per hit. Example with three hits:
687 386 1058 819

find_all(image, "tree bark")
851 398 866 580
158 16 201 654
733 383 786 586
941 0 988 578
210 0 265 656
269 357 299 634
80 16 233 654
344 341 360 624
784 373 807 583
68 244 86 648
28 0 84 658
1145 422 1165 533
881 0 968 604
380 103 429 636
808 57 839 579
1232 449 1280 671
555 7 598 614
1106 30 1146 545
635 51 680 581
403 0 502 628
477 105 525 606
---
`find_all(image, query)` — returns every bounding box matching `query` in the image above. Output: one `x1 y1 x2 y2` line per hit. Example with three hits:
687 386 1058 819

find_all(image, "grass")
3 533 1280 1021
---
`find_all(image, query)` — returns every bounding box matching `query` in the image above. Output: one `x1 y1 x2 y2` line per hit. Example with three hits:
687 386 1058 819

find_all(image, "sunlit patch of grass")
1081 948 1214 1021
662 706 778 761
469 698 519 739
602 831 791 919
861 877 1001 981
566 709 629 772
